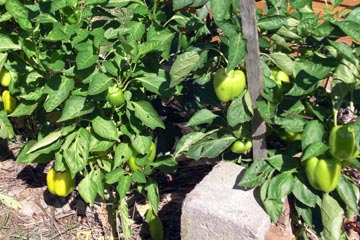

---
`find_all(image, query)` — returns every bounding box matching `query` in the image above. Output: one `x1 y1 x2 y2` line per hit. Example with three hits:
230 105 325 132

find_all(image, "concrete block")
181 161 270 240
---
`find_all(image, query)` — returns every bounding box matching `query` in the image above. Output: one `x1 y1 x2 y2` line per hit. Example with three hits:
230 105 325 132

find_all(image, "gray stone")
181 161 270 240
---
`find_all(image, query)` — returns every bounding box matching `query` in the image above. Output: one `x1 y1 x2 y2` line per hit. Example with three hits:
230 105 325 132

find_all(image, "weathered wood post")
239 0 267 160
239 3 293 238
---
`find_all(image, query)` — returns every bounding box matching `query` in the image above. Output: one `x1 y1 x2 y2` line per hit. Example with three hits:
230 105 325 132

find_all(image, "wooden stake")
239 0 267 160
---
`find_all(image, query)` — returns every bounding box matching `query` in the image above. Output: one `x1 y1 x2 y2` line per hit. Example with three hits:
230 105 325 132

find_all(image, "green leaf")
274 115 306 133
0 12 11 22
336 176 359 215
269 52 294 76
128 21 145 41
63 128 90 178
119 198 132 240
105 168 126 184
0 53 7 70
85 0 108 5
321 193 344 240
334 20 360 42
44 76 74 112
295 200 313 226
0 34 20 51
186 109 218 127
258 16 289 30
331 80 348 111
137 41 161 57
131 100 165 130
114 143 133 168
266 154 297 172
116 175 132 199
215 21 238 37
104 27 131 39
93 168 105 199
25 71 42 84
174 131 206 158
44 22 67 42
293 60 331 79
78 170 99 206
276 26 301 40
346 7 360 23
145 178 160 214
75 42 98 70
26 131 62 154
267 172 295 200
10 101 39 117
5 0 32 31
292 175 317 208
331 0 342 7
227 33 246 71
34 13 58 23
271 34 291 51
0 111 14 139
328 40 356 65
333 60 357 84
301 120 325 151
149 156 178 172
301 142 329 162
209 0 231 23
169 51 200 87
173 0 194 10
186 131 236 160
89 133 114 153
130 134 152 155
257 100 275 123
16 140 61 164
147 28 174 60
263 198 284 223
238 159 274 188
131 171 147 184
86 72 114 95
226 91 253 127
136 73 168 95
92 116 119 141
57 95 94 122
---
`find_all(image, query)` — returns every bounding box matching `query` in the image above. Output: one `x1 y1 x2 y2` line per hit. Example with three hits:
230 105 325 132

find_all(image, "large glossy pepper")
213 68 246 103
2 90 16 113
305 156 341 192
329 124 359 161
46 168 75 197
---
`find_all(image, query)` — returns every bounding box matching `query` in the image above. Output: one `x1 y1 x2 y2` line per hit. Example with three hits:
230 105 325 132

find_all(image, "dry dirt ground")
0 138 215 240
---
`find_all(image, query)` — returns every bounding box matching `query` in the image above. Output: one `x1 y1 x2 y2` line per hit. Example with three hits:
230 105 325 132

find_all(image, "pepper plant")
0 0 190 238
1 0 360 239
172 0 360 239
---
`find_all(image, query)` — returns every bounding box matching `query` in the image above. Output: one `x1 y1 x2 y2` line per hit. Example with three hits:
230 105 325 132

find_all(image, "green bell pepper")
305 156 341 192
329 124 359 161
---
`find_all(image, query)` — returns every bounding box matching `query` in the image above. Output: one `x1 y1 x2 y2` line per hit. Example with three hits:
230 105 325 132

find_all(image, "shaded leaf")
321 193 344 240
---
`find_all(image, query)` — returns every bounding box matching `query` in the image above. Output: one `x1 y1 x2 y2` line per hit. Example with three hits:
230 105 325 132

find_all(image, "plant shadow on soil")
0 136 219 239
137 161 215 240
